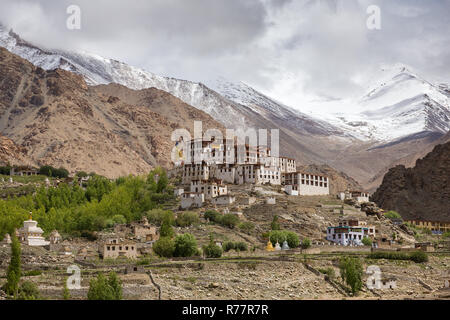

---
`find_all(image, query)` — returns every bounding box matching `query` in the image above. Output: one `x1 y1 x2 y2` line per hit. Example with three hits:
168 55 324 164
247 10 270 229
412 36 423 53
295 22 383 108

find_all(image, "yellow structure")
266 240 274 251
406 220 450 233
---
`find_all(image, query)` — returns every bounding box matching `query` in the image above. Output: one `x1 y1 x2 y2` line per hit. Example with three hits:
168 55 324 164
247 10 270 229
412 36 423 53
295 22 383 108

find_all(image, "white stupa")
17 213 50 246
274 242 281 251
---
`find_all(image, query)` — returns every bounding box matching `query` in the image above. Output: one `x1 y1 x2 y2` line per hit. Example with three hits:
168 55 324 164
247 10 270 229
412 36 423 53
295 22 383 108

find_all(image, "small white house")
214 195 236 205
174 188 185 197
266 197 276 205
180 192 205 209
284 185 299 196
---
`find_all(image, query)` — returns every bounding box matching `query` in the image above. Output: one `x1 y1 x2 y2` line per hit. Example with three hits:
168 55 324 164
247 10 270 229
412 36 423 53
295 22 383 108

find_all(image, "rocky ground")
1 247 449 300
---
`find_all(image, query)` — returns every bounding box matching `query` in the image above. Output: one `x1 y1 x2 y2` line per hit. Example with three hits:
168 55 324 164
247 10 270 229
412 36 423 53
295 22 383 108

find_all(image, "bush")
176 212 200 227
269 230 286 245
24 270 42 277
174 233 198 257
159 218 175 238
203 242 223 258
235 242 248 252
384 210 402 220
238 221 255 233
38 165 69 178
222 241 235 252
339 257 363 295
204 210 221 222
285 231 300 248
271 215 281 230
362 237 372 246
146 209 175 226
87 272 122 300
268 230 300 248
220 214 240 229
368 251 428 263
301 237 311 249
18 281 41 300
153 237 175 258
410 251 429 263
318 267 335 279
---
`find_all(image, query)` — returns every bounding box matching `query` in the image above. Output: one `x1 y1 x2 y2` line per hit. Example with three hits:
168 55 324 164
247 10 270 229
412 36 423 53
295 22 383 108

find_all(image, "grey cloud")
0 0 448 102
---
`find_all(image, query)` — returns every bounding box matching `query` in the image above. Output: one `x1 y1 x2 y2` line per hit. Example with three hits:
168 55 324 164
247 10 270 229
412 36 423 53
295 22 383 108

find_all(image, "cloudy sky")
0 0 449 107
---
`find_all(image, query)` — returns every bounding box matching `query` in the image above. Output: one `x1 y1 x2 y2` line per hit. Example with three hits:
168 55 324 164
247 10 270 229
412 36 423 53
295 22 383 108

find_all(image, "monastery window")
107 246 110 251
119 246 122 250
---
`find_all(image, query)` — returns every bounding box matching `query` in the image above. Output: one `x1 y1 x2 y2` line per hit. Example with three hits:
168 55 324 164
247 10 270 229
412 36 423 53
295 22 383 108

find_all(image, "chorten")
17 213 50 246
265 240 274 251
274 242 281 251
282 241 290 250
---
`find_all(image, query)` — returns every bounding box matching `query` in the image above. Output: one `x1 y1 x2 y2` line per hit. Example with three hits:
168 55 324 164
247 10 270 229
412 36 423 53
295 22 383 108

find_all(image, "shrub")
63 278 70 300
339 257 363 295
204 210 221 223
285 231 300 248
174 233 198 257
176 211 200 227
384 210 402 220
235 242 248 252
269 230 286 245
238 221 255 233
87 272 122 300
222 241 235 252
271 215 281 230
24 270 42 277
153 237 175 258
160 218 175 238
18 281 41 300
203 242 223 258
220 214 240 229
301 237 311 249
146 209 175 226
409 251 428 263
319 267 336 280
367 251 428 263
362 237 372 246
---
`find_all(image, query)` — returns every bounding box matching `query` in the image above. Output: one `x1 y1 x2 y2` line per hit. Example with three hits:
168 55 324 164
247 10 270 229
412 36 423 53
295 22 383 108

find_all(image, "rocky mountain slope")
0 134 32 166
1 24 448 189
372 141 450 222
0 47 222 178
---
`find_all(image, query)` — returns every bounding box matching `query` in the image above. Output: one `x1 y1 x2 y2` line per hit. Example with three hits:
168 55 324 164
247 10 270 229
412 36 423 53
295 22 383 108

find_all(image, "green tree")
174 233 198 257
156 170 169 193
285 231 300 248
176 212 200 227
271 215 281 230
203 235 223 258
153 237 175 257
87 272 122 300
301 237 311 249
160 216 175 238
220 214 239 229
5 234 21 297
362 237 372 246
339 257 363 295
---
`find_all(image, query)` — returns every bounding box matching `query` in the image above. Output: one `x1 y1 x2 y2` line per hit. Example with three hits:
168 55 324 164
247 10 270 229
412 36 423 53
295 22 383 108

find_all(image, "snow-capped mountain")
0 24 341 137
302 64 450 141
